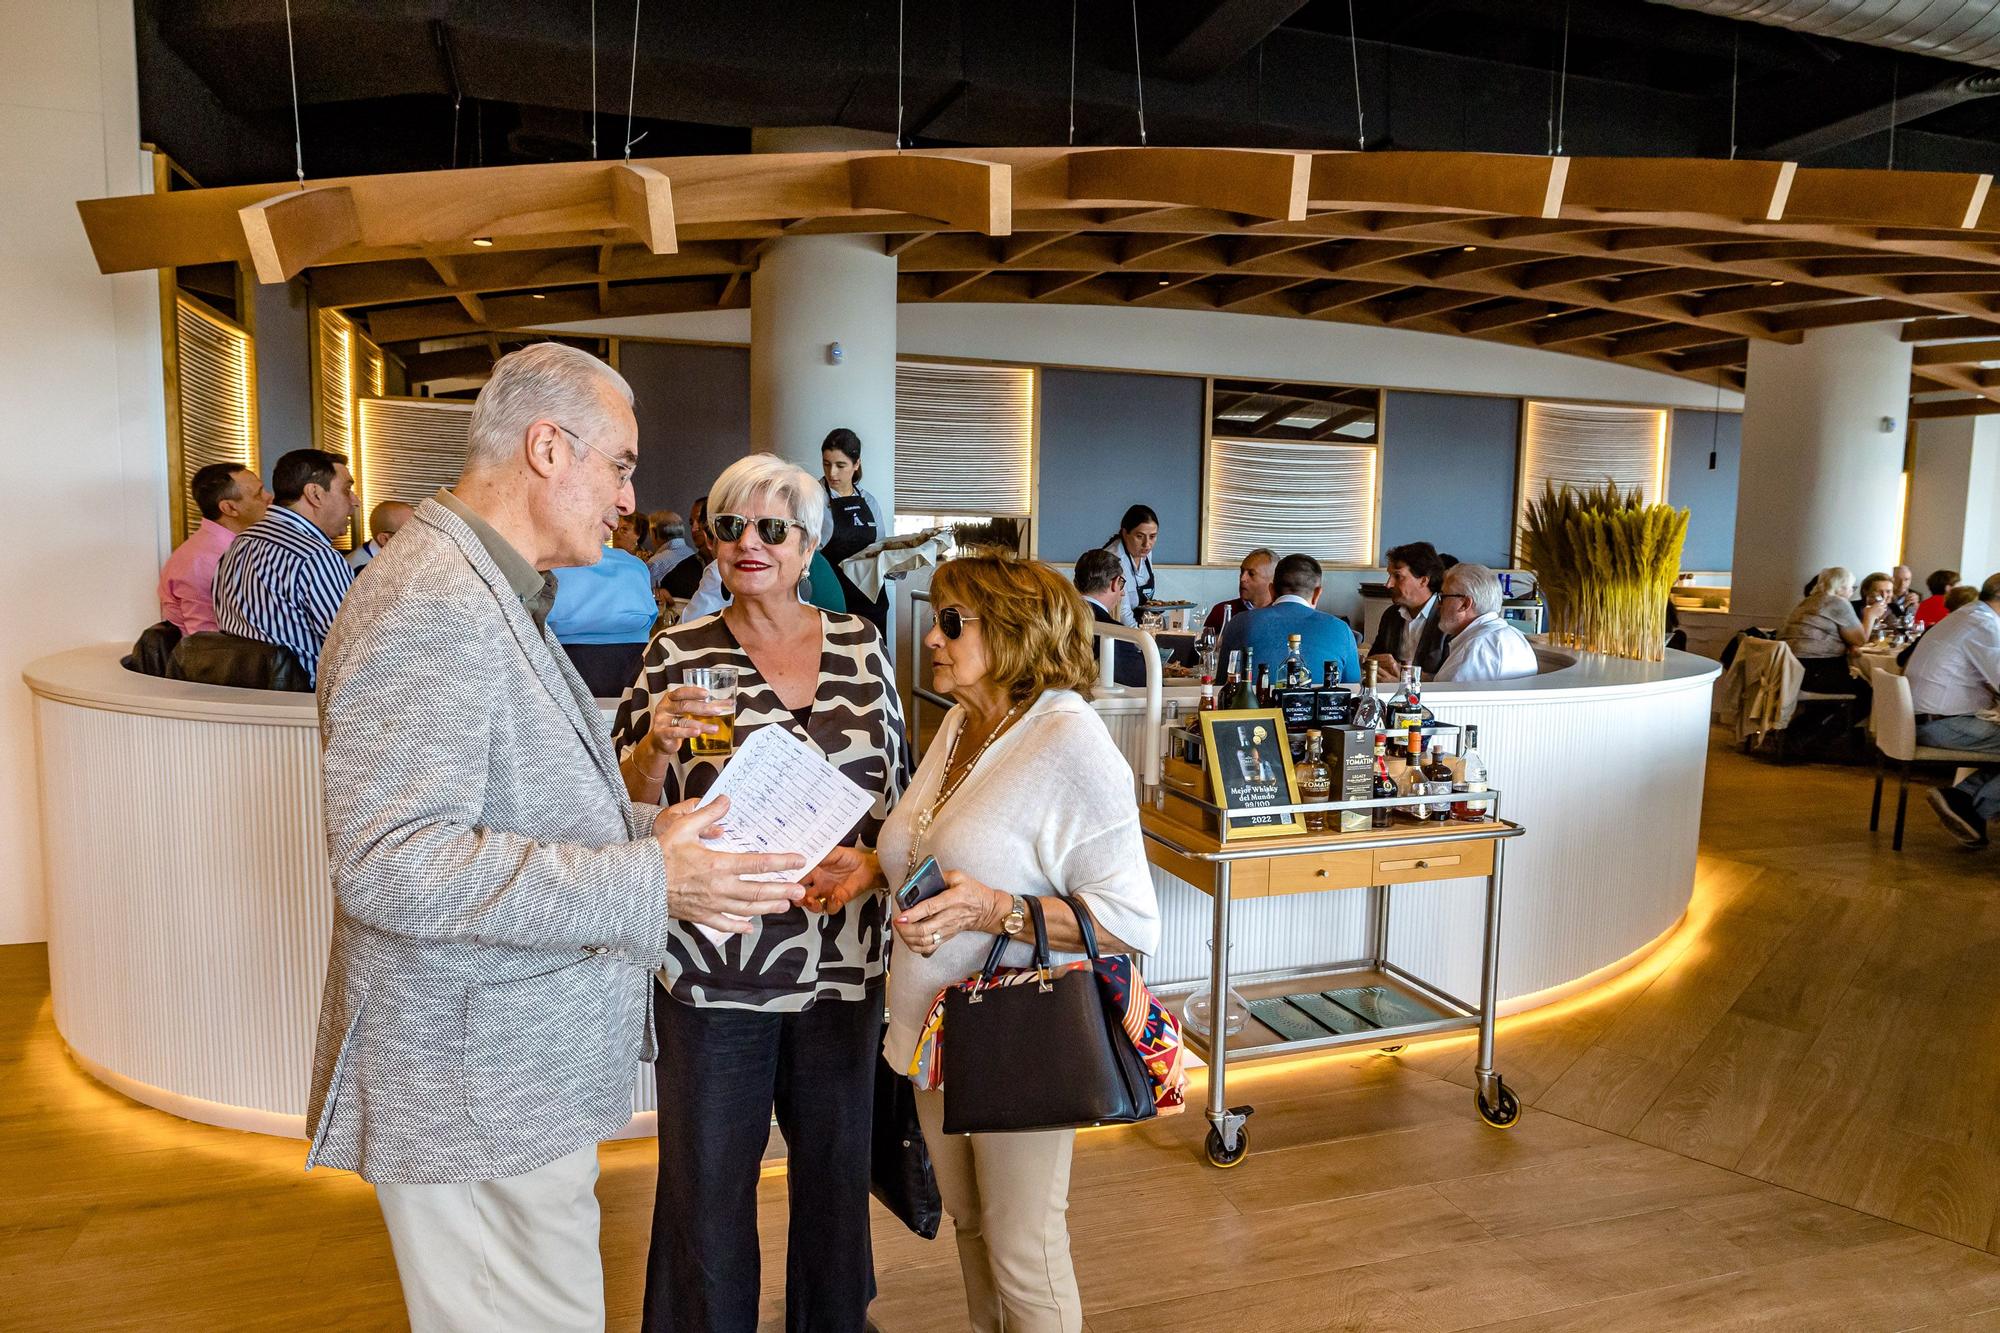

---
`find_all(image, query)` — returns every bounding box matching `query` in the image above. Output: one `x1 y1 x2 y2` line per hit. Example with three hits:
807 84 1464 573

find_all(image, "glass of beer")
683 666 739 756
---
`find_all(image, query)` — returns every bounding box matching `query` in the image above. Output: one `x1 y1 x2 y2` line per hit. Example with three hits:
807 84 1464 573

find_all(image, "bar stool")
1868 669 1993 850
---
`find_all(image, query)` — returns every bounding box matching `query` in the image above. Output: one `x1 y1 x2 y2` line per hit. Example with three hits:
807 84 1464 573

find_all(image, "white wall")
547 303 1743 410
1 0 168 943
1908 415 2000 584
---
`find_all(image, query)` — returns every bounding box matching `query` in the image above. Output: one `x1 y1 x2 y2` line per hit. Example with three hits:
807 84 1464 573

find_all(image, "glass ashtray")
1182 987 1251 1039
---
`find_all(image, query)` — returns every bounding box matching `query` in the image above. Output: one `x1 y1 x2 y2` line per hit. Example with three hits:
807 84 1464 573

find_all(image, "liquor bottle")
1385 666 1414 733
1314 660 1353 727
1197 677 1217 715
1370 734 1397 829
1453 724 1488 822
1399 721 1429 820
1298 730 1332 833
1352 660 1384 733
1254 664 1272 709
1422 740 1456 822
1281 634 1309 689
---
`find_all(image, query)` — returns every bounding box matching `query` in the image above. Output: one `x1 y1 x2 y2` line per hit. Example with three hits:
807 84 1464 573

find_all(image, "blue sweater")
1217 597 1361 688
549 549 659 645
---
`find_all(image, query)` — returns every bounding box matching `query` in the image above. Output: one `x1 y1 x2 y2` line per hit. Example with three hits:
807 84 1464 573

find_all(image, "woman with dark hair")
1101 503 1159 625
820 427 893 637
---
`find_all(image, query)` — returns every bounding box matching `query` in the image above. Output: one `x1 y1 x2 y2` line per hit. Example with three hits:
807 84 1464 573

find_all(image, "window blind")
317 310 355 459
356 398 475 506
1204 438 1376 566
1519 400 1667 516
894 362 1034 516
175 296 255 542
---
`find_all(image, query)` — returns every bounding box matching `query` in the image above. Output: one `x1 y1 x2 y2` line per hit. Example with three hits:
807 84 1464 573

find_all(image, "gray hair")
709 453 826 555
653 515 688 544
1813 565 1853 598
1445 562 1503 616
464 343 633 472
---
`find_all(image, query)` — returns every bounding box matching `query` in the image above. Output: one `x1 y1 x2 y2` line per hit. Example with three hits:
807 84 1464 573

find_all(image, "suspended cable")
1068 0 1078 146
282 0 305 185
590 0 598 159
1709 371 1724 470
896 0 906 148
1346 0 1366 148
1887 60 1899 170
1554 0 1571 155
624 0 644 160
1727 28 1739 160
1130 0 1147 144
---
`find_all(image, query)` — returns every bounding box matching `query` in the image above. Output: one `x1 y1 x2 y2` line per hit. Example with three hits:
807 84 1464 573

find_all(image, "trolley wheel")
1476 1080 1522 1129
1380 1044 1405 1053
1204 1125 1250 1168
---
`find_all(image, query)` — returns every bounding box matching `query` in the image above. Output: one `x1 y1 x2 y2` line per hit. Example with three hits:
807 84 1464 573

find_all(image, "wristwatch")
1001 895 1027 937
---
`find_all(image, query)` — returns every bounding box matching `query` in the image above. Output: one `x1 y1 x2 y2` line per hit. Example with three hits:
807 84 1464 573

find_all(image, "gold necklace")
910 699 1026 862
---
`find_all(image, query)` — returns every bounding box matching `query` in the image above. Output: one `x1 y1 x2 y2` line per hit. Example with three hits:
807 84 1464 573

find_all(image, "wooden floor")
5 734 2000 1331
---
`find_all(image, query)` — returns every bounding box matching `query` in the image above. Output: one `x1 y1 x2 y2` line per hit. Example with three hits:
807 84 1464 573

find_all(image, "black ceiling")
138 0 2000 189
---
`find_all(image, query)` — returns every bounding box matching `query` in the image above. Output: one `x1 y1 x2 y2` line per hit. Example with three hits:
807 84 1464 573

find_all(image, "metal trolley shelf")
1140 787 1526 1168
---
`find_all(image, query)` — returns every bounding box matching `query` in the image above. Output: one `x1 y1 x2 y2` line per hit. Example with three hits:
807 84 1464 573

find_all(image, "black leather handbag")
940 896 1157 1135
869 1054 941 1239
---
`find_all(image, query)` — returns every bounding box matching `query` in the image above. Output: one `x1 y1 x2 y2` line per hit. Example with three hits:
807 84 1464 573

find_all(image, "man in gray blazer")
306 343 804 1333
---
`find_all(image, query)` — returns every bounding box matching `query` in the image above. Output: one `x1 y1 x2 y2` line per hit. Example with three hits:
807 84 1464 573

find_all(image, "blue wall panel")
1036 368 1205 565
1668 409 1741 572
1380 391 1520 569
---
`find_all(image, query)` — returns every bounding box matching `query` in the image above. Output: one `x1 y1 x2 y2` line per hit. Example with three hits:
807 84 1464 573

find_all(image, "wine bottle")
1453 724 1488 822
1254 664 1272 709
1399 720 1428 820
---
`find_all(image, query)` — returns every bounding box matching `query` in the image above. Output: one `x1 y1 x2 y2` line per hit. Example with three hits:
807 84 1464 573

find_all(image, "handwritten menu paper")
687 723 876 945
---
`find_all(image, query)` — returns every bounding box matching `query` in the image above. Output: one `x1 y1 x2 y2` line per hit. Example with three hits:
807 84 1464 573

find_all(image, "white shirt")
1273 593 1316 610
1393 594 1438 662
877 690 1162 1074
1105 540 1154 626
1435 611 1539 682
347 537 384 571
1906 601 2000 717
681 559 729 620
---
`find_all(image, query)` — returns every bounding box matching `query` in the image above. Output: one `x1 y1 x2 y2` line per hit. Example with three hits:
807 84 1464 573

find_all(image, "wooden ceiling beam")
1913 339 2000 365
1382 288 1490 323
1610 324 1743 357
1066 148 1310 221
1001 230 1080 262
1675 340 1750 371
885 230 939 256
1910 396 2000 419
608 163 677 254
1560 157 1794 222
1308 151 1566 218
1457 300 1553 333
929 270 996 299
309 242 746 309
1786 167 1991 231
1903 315 2000 342
850 154 1011 235
1765 299 1931 333
1535 310 1658 345
402 344 500 384
1030 271 1109 301
1302 281 1405 315
238 186 360 283
365 277 737 342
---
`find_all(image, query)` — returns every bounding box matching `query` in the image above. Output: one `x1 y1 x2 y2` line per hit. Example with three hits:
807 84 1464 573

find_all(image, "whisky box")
1331 727 1375 833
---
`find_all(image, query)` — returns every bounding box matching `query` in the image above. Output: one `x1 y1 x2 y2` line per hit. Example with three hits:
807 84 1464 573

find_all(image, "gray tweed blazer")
305 498 669 1184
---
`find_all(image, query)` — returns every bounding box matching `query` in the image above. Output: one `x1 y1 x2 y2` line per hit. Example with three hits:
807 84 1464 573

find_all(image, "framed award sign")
1198 709 1306 840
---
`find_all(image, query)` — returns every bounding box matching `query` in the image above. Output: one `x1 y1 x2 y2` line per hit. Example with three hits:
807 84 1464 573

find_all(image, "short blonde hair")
708 452 825 555
1813 566 1853 598
930 555 1099 704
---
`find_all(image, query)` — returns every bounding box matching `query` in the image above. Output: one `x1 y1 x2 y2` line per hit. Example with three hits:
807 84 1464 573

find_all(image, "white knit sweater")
880 689 1161 1073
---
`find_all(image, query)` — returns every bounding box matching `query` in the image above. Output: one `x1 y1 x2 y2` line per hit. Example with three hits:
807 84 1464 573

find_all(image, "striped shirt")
611 610 908 1011
213 504 353 684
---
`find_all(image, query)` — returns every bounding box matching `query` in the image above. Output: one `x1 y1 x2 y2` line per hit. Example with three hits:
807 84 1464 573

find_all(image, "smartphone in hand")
896 855 948 911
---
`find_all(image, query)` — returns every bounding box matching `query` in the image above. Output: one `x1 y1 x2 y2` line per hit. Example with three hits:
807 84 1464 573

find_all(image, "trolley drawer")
1266 849 1375 896
1371 840 1494 884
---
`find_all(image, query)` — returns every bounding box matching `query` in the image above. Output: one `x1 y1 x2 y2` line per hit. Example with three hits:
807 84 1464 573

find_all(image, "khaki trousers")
914 1089 1083 1333
374 1143 605 1333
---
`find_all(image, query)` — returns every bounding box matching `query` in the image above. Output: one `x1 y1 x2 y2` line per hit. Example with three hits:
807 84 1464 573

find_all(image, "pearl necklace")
909 699 1026 863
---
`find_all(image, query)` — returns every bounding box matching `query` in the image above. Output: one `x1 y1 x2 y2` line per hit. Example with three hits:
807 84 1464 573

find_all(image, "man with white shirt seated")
1434 563 1539 683
1905 572 2000 849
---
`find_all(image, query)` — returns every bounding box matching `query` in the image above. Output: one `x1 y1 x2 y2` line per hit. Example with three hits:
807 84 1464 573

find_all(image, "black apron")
825 489 887 636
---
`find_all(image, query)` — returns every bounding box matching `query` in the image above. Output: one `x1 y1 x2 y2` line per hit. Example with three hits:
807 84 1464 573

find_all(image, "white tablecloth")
839 534 949 600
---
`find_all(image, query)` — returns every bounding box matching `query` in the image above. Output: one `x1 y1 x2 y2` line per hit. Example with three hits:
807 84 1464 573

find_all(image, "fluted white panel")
1091 666 1710 1002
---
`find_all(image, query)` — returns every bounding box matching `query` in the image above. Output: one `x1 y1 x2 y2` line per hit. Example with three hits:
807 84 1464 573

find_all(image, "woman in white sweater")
807 554 1160 1333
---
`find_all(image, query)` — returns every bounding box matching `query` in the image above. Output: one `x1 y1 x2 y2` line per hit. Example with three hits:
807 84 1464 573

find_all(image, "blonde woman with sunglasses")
610 451 908 1333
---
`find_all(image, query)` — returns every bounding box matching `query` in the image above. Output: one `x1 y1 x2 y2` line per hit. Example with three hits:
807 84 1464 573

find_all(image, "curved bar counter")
26 641 1717 1137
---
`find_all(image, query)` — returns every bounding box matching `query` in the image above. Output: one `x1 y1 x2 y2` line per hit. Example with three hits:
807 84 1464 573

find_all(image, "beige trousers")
914 1088 1084 1333
374 1143 605 1333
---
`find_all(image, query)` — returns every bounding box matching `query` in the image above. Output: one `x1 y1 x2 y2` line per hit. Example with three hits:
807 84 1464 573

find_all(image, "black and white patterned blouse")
611 610 908 1011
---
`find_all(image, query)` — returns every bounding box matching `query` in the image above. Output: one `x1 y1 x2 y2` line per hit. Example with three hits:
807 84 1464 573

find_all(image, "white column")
1908 415 2000 583
1730 323 1913 622
0 0 169 943
748 233 898 517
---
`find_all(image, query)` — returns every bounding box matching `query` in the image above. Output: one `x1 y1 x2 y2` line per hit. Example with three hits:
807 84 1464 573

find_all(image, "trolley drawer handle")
1315 868 1329 878
1380 854 1462 872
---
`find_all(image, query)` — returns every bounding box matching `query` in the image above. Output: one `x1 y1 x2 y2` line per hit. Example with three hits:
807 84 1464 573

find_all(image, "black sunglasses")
711 513 807 544
936 607 982 640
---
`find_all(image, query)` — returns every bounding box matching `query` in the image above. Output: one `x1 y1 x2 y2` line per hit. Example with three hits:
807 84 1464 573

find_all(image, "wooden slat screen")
1204 437 1376 566
1519 400 1667 510
175 296 255 542
894 361 1034 516
356 398 475 507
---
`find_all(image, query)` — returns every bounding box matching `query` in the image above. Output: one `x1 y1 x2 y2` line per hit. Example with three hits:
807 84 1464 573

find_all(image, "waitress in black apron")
1103 503 1160 625
819 427 891 638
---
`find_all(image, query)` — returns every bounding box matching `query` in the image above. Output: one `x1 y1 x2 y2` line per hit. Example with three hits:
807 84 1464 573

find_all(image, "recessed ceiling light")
531 293 546 300
472 237 495 248
1462 245 1479 252
1158 278 1170 286
1769 280 1785 287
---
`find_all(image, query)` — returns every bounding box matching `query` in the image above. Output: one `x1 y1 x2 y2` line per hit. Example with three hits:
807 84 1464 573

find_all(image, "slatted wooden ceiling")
74 146 2000 415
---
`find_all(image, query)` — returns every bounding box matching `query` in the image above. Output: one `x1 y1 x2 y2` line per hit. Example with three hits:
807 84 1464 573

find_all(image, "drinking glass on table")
684 665 740 756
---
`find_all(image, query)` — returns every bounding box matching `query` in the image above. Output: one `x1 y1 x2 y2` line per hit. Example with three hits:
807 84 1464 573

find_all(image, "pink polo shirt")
157 518 237 635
